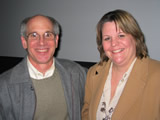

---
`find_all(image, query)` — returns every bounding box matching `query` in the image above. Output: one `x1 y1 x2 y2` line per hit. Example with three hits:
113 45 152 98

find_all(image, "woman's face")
102 21 136 67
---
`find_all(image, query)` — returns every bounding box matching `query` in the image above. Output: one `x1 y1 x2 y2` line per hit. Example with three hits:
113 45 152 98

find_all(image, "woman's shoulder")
147 58 160 71
87 61 110 74
148 58 160 66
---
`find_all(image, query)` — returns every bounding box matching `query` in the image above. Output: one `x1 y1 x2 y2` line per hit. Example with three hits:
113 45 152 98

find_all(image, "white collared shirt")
27 57 55 80
97 58 137 120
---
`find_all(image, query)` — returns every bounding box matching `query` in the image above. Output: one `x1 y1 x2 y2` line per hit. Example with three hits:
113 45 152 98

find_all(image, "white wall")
1 0 160 62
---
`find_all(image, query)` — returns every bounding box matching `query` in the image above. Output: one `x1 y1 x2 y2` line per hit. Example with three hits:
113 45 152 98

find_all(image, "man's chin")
39 57 54 63
37 59 52 64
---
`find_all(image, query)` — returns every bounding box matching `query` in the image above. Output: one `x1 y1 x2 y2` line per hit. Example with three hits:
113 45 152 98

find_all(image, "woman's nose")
111 37 118 47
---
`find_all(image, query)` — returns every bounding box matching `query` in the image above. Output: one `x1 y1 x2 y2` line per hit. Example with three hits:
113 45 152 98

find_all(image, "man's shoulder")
56 58 77 65
0 58 26 80
0 68 12 80
55 58 80 68
55 58 87 73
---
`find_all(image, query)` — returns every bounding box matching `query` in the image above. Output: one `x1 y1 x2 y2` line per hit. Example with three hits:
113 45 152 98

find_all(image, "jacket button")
30 85 34 91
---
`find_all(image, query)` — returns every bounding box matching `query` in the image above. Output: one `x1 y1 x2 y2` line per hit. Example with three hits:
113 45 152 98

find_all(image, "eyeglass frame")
25 31 56 41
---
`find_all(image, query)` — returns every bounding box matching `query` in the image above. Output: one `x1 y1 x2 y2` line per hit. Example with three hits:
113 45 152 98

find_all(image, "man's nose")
39 35 46 45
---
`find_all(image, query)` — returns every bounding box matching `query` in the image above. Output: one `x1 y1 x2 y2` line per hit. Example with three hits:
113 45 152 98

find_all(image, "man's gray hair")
20 14 60 38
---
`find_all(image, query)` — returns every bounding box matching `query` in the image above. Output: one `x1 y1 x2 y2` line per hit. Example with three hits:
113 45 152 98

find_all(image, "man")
0 15 87 120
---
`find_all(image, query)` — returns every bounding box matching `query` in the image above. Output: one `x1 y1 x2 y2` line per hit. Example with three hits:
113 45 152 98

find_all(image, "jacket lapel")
55 58 73 119
112 58 149 120
9 57 30 84
91 61 111 119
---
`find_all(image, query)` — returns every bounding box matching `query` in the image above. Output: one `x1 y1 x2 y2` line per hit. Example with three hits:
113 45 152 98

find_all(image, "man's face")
21 16 58 67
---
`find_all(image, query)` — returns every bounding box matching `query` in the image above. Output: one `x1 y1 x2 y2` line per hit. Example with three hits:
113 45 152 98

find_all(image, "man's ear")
55 35 59 48
21 36 27 49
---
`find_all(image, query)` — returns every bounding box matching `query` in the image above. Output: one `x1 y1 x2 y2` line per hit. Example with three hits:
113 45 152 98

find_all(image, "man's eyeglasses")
26 32 55 41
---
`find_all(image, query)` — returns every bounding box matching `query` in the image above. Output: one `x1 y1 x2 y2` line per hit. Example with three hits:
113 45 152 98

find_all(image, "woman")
81 9 160 120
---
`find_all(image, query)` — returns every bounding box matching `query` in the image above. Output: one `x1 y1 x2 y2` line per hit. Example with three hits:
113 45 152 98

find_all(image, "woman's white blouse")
96 58 137 120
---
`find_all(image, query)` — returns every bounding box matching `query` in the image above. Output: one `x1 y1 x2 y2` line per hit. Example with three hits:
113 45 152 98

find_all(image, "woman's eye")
118 34 125 38
104 37 110 41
